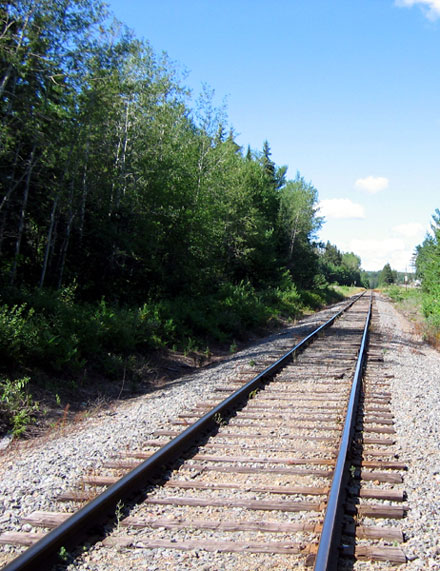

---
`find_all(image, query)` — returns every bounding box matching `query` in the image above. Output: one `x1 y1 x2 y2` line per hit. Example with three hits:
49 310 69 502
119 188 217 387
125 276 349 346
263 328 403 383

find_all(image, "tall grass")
385 285 440 348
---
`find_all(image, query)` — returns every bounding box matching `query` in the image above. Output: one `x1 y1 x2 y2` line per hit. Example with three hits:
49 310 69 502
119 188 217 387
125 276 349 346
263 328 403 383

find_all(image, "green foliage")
379 263 396 286
0 0 353 423
154 281 276 344
331 285 365 298
0 287 167 375
385 285 440 345
401 210 440 345
278 175 322 288
386 284 405 303
0 304 38 367
58 546 69 562
0 0 326 302
0 273 318 384
318 242 367 287
299 290 327 310
0 376 38 436
415 210 440 295
364 269 413 288
418 295 440 339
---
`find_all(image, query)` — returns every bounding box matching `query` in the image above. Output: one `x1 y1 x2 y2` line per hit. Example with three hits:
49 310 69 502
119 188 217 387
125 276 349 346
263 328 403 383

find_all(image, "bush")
0 278 336 390
423 293 440 325
0 304 39 368
386 285 405 303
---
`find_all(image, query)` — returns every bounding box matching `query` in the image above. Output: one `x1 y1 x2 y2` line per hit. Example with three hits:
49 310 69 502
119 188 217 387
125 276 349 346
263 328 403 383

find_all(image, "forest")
0 1 367 434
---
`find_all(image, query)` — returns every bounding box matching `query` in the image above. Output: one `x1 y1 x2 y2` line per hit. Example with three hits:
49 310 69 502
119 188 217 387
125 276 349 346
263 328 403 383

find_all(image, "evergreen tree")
379 263 395 285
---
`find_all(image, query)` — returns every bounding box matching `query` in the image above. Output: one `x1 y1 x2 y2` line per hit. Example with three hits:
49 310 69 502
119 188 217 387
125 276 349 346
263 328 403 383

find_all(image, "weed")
115 500 124 531
117 366 127 400
248 359 256 367
0 278 335 419
183 337 198 356
213 412 226 427
248 389 259 399
58 546 69 562
0 376 38 437
61 404 70 430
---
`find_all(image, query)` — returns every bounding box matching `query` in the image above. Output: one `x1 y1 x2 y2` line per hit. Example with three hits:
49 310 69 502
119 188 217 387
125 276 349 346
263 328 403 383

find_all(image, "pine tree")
379 263 395 285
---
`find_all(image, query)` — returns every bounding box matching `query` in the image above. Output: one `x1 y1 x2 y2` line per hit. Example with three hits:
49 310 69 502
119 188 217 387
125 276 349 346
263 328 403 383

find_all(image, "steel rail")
314 292 373 571
3 292 366 571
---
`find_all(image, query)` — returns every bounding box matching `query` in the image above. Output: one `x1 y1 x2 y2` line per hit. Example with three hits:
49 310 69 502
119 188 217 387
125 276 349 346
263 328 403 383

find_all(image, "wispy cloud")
395 0 440 20
354 176 389 194
393 222 425 238
318 198 365 220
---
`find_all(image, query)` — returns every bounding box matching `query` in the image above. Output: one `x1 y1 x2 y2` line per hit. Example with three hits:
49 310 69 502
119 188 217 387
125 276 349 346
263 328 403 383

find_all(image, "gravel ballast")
373 295 440 570
1 293 440 569
0 300 345 568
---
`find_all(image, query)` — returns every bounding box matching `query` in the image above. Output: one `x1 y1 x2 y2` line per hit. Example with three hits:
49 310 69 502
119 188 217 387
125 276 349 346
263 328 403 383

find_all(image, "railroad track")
0 292 408 570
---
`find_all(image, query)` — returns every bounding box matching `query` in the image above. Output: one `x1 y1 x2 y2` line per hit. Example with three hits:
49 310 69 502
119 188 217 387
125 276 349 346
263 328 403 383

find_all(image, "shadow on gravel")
337 399 364 571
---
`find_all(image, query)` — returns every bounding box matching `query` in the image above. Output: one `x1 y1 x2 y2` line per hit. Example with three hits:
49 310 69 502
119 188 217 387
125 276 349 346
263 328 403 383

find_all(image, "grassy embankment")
0 282 352 437
384 285 440 348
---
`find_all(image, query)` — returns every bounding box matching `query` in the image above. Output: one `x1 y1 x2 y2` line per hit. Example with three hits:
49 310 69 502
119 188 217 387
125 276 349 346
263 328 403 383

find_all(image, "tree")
318 243 365 286
341 252 361 272
379 263 395 286
414 209 440 302
0 0 107 286
321 242 342 266
278 175 322 287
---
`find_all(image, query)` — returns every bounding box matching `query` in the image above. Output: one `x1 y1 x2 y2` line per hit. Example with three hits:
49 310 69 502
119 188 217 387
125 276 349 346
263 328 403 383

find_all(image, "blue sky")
105 0 440 271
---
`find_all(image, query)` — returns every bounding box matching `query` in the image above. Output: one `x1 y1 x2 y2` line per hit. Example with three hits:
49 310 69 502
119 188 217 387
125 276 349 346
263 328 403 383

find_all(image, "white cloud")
392 222 425 238
351 238 405 254
395 0 440 20
318 198 365 220
354 176 389 194
349 238 411 271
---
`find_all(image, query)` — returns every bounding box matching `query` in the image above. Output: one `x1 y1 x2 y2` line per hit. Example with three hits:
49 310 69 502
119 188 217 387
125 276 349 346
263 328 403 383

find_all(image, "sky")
105 0 440 272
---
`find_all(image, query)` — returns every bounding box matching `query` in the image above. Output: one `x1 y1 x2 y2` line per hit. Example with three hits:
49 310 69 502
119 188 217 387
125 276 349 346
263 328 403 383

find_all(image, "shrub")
386 285 405 303
0 278 336 391
0 304 39 367
0 376 38 436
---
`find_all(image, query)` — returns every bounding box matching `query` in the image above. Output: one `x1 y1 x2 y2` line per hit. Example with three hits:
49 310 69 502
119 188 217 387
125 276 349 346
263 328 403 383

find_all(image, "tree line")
365 265 401 288
0 0 325 301
0 0 374 433
0 0 368 386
